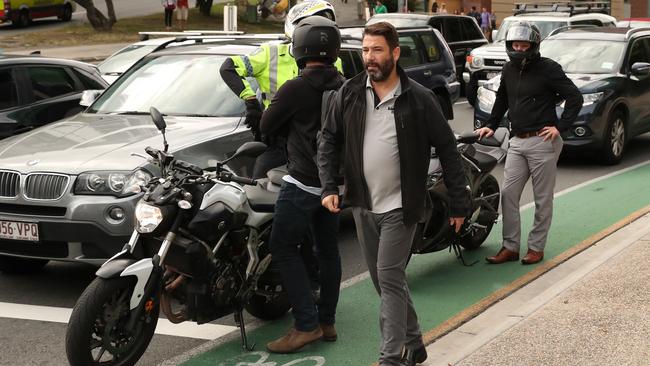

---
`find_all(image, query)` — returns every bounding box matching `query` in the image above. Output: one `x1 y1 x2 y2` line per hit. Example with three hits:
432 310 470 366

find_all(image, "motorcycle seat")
467 150 498 173
245 180 277 213
267 166 287 187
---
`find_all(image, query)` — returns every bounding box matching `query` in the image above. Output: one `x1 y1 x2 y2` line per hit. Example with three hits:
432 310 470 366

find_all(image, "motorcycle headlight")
135 202 163 234
74 170 152 197
477 87 496 113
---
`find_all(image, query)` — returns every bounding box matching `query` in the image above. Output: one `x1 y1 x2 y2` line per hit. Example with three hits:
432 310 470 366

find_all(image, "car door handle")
424 71 432 77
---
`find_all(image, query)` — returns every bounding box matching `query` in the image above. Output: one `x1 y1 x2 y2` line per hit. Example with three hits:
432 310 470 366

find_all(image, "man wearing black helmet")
259 15 345 354
475 22 582 265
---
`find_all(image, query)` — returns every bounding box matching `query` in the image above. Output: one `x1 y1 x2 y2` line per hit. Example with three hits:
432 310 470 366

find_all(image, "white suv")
463 6 616 105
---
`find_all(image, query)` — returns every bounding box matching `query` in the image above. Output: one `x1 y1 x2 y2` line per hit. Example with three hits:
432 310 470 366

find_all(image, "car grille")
24 174 69 200
0 171 20 197
484 59 507 67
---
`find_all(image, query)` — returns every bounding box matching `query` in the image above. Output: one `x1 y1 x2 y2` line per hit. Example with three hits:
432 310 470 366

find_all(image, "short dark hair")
363 22 399 50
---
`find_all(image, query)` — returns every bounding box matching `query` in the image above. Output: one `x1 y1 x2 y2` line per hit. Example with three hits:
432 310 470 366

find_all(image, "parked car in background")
0 0 75 27
474 27 650 165
617 18 650 28
367 13 488 94
0 54 108 138
464 3 616 105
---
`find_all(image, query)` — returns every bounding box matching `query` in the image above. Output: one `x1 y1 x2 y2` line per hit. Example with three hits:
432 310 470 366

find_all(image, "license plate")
0 220 39 241
486 72 500 80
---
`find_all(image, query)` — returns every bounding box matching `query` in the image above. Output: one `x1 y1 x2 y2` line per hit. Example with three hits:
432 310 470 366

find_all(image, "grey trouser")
352 208 423 366
502 135 563 252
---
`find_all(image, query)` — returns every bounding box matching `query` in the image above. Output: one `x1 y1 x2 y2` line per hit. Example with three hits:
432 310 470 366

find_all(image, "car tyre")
600 110 626 165
60 4 73 22
16 10 30 28
465 78 478 106
0 255 49 274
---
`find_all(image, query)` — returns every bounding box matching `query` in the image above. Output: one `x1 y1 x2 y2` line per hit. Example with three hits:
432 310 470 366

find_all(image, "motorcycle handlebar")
218 171 257 186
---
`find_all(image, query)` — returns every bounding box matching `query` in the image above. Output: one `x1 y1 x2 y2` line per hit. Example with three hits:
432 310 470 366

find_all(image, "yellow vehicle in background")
0 0 75 27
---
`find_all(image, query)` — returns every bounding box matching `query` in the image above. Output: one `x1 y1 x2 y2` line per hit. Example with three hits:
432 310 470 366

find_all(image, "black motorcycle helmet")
505 22 541 66
291 16 341 69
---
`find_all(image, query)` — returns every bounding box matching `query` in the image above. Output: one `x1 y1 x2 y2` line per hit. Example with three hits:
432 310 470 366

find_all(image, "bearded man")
317 21 470 366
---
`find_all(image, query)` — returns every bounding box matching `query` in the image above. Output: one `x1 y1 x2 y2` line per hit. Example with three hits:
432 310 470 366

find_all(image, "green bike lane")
183 162 650 366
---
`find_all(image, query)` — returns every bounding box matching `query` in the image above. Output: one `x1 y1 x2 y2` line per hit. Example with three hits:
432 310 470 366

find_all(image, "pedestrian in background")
468 6 481 26
430 0 438 13
176 0 189 30
374 0 387 14
480 7 491 38
162 0 176 30
439 2 447 13
318 21 469 366
475 22 582 266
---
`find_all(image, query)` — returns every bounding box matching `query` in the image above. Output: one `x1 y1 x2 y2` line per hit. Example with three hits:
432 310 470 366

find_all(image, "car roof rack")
625 26 650 39
513 1 611 16
546 23 598 37
138 30 245 41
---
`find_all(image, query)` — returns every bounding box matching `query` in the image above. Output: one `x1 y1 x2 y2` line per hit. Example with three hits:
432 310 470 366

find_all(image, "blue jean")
269 181 341 331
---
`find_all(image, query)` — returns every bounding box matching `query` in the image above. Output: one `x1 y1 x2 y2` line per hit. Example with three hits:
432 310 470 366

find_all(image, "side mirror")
149 107 167 132
79 90 104 107
631 62 650 76
230 141 267 160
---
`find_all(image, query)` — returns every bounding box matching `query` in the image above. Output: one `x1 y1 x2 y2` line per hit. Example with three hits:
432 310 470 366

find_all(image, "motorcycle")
65 107 291 366
412 129 508 264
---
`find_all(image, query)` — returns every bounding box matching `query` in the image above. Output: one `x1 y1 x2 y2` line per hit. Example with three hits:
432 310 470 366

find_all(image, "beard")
365 55 395 82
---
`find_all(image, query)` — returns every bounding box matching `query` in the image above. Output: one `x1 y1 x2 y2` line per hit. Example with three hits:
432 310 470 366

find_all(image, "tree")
73 0 117 31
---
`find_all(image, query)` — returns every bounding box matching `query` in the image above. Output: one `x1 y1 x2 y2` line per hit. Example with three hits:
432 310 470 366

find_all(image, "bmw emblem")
27 159 39 166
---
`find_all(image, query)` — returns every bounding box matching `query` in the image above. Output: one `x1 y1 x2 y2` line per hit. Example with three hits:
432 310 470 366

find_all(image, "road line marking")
0 302 236 340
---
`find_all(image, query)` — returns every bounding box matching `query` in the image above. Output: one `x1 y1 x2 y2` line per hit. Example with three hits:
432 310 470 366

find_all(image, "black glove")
244 99 263 141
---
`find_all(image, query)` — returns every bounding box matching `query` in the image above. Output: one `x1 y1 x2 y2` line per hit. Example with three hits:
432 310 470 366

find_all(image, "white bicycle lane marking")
217 351 326 366
0 301 236 340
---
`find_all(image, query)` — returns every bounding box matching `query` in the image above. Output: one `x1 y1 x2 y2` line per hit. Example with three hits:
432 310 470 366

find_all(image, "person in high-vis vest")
220 0 339 179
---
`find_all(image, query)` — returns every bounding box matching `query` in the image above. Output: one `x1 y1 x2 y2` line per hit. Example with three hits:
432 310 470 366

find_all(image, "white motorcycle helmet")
284 0 336 39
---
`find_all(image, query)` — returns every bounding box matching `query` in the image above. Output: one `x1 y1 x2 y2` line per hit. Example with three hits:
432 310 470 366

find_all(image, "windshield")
88 54 245 117
540 39 625 74
494 19 566 42
97 45 158 74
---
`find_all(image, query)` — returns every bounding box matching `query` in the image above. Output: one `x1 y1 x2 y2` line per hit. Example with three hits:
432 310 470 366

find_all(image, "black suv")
341 26 459 119
0 55 108 138
474 27 650 164
367 13 488 92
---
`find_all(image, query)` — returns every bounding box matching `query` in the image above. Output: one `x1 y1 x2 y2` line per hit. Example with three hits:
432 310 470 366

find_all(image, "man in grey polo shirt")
318 22 470 366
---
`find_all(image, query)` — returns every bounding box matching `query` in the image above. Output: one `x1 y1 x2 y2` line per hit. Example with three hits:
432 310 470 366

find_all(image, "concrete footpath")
426 212 650 366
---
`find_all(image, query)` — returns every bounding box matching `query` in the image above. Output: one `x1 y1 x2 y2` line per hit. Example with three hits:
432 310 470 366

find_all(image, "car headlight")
558 92 603 109
135 202 163 233
477 87 496 113
582 92 604 106
75 170 151 197
471 56 483 68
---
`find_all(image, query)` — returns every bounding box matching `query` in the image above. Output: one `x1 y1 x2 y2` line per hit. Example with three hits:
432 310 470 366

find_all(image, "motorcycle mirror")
221 141 268 166
149 107 167 132
150 107 169 153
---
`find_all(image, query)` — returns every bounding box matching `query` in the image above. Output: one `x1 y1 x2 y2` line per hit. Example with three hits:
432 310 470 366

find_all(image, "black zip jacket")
484 56 583 134
318 67 470 226
260 65 344 187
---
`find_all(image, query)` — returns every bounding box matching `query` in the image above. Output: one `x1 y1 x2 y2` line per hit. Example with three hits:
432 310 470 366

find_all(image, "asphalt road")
2 100 650 365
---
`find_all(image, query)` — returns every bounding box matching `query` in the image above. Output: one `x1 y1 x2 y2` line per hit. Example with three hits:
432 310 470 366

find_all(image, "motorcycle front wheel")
65 277 159 366
460 174 500 250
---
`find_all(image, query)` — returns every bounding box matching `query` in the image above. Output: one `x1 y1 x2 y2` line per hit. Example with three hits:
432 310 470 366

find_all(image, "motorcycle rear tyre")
460 174 500 250
66 277 159 366
245 268 290 320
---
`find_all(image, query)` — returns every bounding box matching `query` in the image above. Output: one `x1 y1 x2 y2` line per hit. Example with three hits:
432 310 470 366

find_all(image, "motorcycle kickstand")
234 308 255 351
450 237 478 267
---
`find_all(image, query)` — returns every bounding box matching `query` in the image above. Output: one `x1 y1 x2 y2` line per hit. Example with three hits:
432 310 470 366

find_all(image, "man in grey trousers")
475 22 582 265
318 22 470 366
